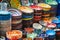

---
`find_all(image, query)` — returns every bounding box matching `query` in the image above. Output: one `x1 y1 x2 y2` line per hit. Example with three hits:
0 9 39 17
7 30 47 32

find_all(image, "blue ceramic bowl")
34 29 42 35
56 16 60 20
56 0 60 3
46 30 56 38
52 20 60 28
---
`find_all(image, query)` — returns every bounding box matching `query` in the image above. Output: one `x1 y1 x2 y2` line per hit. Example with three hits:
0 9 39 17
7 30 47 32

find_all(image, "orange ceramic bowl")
6 30 22 39
25 28 34 33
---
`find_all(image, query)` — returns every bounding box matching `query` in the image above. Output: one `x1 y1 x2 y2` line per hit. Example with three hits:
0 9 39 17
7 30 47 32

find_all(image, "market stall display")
0 0 60 40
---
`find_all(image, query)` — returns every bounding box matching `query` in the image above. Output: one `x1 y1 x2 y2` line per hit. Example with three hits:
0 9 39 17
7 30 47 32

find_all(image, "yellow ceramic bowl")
18 6 33 13
38 3 51 11
43 18 52 23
